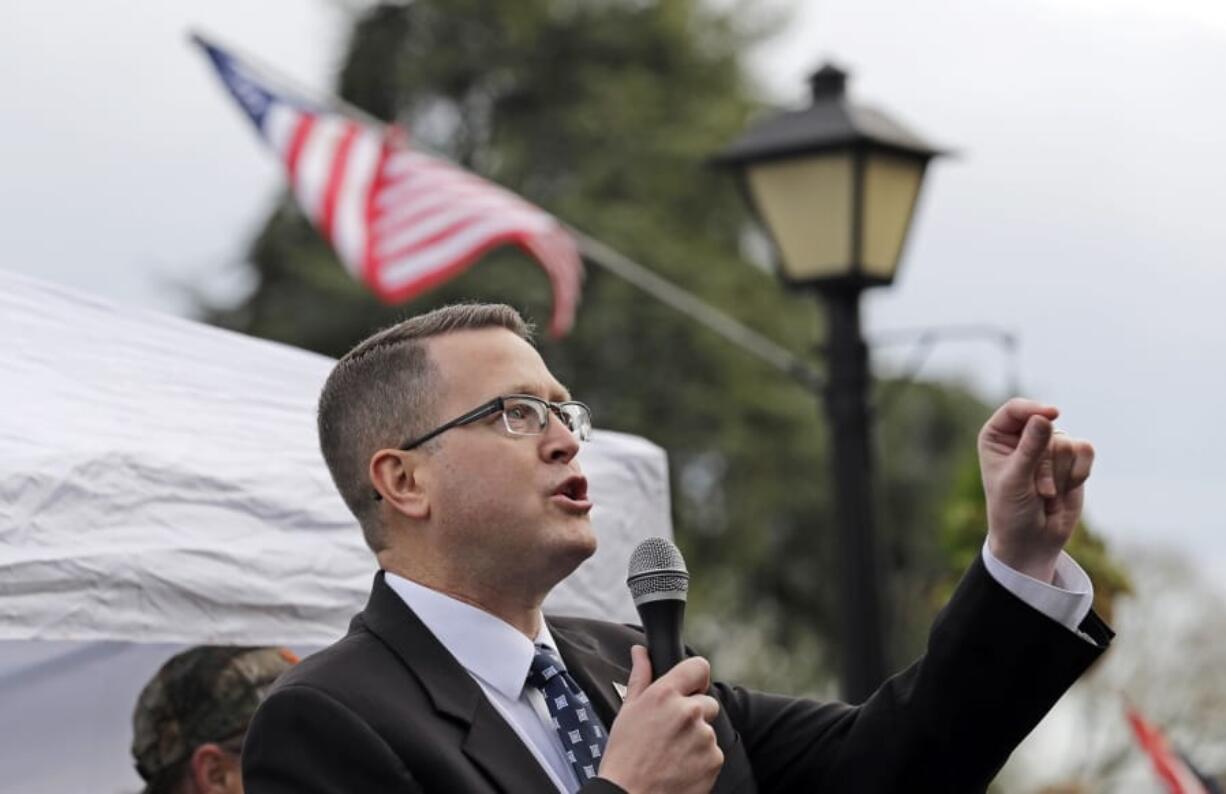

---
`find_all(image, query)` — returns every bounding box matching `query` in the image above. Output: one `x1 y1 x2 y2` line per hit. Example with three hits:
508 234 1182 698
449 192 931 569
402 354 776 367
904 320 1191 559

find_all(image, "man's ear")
189 743 240 793
370 449 430 519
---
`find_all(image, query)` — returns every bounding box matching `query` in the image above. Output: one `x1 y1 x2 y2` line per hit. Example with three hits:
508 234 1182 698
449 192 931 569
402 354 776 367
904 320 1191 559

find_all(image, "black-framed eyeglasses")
399 394 592 452
373 395 593 500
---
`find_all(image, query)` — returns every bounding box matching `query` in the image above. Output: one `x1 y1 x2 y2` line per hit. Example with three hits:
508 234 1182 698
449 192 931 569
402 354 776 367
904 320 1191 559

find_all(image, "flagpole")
190 30 824 392
571 232 822 390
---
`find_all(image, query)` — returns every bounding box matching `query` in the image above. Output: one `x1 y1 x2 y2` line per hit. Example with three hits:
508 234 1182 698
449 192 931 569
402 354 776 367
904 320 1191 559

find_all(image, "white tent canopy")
0 269 673 791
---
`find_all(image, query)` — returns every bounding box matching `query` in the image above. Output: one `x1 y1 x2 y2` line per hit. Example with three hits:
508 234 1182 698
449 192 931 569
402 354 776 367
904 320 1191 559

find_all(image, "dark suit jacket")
242 556 1112 793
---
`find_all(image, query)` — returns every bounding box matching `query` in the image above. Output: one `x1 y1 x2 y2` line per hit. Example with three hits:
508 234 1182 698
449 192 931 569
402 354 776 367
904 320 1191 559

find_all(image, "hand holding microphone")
597 538 724 794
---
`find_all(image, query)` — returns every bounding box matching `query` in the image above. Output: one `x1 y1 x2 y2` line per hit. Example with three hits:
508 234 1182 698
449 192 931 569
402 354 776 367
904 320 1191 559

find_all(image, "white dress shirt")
384 572 583 793
385 547 1096 794
980 542 1095 637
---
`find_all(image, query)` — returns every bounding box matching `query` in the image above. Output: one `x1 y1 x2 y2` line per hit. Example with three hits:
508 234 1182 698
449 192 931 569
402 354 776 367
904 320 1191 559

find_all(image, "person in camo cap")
131 645 297 794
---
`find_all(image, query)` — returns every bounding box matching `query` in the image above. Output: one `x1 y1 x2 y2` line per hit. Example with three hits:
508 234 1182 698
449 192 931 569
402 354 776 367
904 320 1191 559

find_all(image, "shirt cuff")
981 541 1094 634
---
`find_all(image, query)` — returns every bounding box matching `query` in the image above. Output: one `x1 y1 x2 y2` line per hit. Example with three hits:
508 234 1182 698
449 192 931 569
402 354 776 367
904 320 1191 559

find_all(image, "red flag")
197 36 582 337
1126 706 1211 794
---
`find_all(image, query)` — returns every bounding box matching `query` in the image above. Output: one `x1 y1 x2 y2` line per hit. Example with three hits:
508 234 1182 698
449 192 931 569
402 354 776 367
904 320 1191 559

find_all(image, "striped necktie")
526 644 608 784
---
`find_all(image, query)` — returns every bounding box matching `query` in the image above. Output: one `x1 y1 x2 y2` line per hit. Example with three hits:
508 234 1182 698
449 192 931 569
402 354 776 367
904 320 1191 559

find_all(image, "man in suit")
243 303 1111 793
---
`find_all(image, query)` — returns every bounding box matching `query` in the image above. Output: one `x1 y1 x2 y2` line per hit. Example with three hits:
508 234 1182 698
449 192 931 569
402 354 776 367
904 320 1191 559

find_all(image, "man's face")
416 328 595 589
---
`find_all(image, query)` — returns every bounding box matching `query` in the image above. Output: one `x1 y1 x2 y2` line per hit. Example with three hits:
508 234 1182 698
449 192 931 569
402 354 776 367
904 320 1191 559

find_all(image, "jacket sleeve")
243 684 424 794
717 555 1112 793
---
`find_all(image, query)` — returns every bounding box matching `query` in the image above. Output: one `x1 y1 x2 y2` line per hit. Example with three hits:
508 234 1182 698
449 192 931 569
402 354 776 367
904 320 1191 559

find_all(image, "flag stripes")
197 36 582 335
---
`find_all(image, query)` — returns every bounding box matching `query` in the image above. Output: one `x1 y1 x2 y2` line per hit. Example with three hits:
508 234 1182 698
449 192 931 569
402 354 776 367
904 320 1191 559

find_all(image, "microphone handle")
637 596 737 758
636 598 686 679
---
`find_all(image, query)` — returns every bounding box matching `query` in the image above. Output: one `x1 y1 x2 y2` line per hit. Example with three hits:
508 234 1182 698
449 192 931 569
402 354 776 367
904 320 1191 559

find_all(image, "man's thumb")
625 644 652 700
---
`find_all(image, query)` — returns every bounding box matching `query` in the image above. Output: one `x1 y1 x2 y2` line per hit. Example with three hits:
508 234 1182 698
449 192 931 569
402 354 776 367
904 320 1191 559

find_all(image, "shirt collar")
383 571 562 700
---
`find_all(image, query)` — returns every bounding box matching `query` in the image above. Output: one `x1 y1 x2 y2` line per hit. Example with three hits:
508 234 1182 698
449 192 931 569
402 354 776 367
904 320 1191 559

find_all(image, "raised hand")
978 398 1095 583
598 646 723 794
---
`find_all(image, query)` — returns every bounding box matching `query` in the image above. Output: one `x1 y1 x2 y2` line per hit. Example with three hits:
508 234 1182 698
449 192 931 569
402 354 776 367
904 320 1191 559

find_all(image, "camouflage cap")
131 645 297 785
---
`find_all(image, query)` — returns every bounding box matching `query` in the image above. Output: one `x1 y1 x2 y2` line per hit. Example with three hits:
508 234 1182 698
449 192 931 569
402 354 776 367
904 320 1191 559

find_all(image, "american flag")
196 36 582 337
1126 706 1219 794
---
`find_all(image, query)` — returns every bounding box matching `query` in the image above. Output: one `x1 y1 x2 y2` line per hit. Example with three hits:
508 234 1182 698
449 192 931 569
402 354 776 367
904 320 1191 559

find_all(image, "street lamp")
712 62 945 702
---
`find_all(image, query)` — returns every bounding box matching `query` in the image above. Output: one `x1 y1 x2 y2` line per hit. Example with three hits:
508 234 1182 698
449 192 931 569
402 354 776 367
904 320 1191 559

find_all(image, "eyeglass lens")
502 397 589 439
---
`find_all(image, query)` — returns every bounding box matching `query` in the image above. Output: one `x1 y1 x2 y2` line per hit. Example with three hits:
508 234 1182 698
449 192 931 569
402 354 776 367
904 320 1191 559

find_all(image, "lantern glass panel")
861 151 925 281
746 153 853 282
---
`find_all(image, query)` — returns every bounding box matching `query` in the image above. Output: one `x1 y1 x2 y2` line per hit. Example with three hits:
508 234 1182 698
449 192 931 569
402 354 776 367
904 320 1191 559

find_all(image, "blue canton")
198 41 276 129
526 645 607 784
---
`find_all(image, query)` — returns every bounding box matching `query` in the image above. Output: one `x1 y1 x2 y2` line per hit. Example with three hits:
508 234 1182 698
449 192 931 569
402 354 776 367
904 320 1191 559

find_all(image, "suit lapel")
360 572 560 794
548 618 630 731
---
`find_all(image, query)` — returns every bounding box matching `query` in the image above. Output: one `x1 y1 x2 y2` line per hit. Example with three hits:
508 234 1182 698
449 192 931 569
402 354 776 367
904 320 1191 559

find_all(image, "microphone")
626 537 690 679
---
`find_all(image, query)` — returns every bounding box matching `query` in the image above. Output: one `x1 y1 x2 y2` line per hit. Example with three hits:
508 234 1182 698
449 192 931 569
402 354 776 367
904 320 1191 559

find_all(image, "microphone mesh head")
626 537 689 605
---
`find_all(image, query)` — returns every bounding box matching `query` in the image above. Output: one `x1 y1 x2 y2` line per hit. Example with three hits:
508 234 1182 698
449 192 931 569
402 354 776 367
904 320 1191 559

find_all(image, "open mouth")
551 475 592 512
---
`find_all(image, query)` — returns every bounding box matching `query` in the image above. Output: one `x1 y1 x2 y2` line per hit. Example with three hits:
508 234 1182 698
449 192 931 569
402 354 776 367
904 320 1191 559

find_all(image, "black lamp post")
712 63 945 702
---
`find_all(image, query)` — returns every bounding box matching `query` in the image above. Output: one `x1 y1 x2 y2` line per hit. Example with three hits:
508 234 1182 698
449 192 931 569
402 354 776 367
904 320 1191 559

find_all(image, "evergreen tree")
205 0 1044 691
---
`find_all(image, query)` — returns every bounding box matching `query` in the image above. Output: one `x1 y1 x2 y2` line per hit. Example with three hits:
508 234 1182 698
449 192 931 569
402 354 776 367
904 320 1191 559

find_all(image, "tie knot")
527 645 563 688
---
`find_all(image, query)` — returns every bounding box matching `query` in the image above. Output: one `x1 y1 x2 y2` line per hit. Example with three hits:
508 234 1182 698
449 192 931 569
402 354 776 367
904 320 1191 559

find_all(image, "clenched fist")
978 398 1095 583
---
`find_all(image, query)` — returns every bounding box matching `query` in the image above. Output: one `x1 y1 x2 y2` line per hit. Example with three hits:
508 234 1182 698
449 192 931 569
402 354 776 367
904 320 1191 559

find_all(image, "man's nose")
539 411 580 463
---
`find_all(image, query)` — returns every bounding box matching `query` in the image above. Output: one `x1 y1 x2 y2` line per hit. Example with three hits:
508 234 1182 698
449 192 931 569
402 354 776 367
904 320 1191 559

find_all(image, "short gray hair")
318 303 534 551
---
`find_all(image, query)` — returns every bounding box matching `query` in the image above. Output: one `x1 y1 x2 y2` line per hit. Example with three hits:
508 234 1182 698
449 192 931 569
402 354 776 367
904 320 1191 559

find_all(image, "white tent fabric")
0 269 673 791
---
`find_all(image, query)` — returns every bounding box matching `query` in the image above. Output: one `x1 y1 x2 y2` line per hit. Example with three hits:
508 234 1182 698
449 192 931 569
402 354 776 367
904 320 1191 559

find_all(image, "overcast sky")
3 0 1225 589
754 0 1226 589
